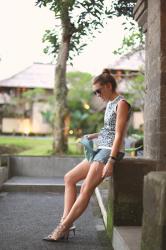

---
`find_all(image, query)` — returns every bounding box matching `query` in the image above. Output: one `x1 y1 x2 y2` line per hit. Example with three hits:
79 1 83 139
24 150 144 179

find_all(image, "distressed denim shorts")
90 148 125 164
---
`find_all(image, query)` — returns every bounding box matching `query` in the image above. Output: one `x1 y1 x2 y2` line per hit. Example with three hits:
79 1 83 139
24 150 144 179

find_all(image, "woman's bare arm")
110 100 129 158
102 100 129 178
86 133 99 140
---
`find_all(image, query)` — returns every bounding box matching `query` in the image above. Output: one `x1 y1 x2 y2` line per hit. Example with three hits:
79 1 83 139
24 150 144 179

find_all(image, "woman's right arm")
86 133 99 140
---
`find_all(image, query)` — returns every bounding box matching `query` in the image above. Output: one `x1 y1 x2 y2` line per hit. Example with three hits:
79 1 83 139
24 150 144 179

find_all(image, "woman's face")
92 82 112 101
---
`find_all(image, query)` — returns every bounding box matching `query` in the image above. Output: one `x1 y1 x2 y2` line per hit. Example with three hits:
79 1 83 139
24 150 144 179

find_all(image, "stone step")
2 176 82 192
95 186 142 250
113 226 142 250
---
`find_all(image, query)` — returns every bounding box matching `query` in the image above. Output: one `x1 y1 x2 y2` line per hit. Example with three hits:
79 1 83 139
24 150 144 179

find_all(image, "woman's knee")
64 172 75 185
80 182 93 197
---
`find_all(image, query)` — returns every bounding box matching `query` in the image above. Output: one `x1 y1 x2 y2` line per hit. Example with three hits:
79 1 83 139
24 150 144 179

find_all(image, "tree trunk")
52 1 76 154
52 37 70 154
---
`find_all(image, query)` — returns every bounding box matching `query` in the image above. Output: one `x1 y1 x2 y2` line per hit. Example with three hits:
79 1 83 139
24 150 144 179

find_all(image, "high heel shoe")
69 225 76 235
43 223 70 242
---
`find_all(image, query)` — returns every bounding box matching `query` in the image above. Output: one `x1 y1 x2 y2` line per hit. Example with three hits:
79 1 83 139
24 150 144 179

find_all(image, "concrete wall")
9 156 84 178
132 111 144 129
31 102 52 134
2 118 31 134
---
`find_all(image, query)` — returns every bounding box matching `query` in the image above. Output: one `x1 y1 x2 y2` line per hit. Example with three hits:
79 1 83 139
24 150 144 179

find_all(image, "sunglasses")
93 88 102 95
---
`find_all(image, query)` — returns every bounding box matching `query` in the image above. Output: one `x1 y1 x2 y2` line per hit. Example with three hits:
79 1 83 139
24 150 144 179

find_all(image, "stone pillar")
144 0 166 169
141 172 166 250
134 0 166 170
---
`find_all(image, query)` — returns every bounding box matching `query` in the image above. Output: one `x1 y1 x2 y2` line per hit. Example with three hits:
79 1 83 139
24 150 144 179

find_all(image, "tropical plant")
124 72 145 111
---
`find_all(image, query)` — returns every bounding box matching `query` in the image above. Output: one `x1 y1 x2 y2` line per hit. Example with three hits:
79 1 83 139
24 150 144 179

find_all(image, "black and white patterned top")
97 95 130 152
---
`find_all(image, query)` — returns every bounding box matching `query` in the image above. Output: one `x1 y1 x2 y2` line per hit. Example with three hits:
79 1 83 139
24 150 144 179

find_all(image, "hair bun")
93 68 117 91
102 68 111 75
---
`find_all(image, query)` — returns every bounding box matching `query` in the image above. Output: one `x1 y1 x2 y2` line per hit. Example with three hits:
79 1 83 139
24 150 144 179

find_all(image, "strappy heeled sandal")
43 223 70 242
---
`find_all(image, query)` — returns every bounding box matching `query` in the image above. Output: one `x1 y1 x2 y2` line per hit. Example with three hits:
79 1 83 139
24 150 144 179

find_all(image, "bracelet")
109 156 117 160
107 158 116 164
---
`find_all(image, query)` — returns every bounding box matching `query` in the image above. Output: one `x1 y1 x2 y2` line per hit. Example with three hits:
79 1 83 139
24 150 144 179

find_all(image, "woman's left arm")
111 100 130 158
102 100 129 179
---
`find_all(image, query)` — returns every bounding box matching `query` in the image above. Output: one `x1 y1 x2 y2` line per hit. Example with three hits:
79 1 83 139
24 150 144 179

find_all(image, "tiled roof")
0 63 55 89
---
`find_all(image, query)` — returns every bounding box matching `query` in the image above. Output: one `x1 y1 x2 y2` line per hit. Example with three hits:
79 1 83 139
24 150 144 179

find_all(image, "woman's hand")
102 161 114 179
84 133 99 140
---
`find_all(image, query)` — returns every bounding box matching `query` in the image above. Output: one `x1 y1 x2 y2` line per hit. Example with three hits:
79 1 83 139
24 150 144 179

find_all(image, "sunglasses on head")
93 88 102 95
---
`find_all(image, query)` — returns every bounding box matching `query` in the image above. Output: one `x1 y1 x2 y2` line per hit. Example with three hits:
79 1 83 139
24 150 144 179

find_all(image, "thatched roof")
109 49 145 72
0 63 55 89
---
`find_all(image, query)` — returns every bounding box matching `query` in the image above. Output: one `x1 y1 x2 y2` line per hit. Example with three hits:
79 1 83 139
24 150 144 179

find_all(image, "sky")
0 0 128 80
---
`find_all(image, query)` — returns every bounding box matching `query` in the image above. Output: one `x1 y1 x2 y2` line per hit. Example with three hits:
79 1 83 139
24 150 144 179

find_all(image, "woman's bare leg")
62 161 105 228
62 159 90 219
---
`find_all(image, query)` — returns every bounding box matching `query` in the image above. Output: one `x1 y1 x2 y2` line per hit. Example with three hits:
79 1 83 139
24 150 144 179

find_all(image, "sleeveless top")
96 95 130 152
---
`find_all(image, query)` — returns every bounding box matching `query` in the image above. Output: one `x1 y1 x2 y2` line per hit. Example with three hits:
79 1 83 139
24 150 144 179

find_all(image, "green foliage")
67 71 93 137
36 0 115 62
21 88 45 101
114 27 145 55
112 0 137 17
123 73 145 111
41 110 54 127
35 71 104 137
67 71 92 103
38 0 142 61
0 136 82 156
67 71 104 137
111 1 145 56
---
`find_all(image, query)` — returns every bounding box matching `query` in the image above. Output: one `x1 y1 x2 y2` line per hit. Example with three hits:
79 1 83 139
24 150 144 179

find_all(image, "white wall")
31 102 52 134
132 111 144 129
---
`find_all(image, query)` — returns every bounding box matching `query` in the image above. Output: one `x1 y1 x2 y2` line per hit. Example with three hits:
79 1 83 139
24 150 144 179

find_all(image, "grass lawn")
0 136 83 156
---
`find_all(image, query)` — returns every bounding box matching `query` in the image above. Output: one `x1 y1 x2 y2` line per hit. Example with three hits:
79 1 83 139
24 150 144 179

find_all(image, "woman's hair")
93 68 117 91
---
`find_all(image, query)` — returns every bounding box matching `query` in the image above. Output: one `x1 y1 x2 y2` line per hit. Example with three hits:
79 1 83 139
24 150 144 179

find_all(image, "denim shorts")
90 148 125 164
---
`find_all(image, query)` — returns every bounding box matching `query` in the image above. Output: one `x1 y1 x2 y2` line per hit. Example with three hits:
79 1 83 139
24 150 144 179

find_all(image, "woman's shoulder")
115 95 131 114
117 95 131 107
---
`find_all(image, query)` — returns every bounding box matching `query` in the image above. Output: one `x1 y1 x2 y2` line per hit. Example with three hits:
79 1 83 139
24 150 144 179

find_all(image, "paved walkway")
0 191 112 250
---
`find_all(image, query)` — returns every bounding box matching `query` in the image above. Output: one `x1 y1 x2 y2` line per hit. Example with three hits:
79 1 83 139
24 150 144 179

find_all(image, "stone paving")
0 191 112 250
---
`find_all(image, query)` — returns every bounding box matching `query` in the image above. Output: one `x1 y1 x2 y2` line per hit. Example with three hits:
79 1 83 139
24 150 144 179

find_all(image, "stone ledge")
2 176 82 192
112 226 142 250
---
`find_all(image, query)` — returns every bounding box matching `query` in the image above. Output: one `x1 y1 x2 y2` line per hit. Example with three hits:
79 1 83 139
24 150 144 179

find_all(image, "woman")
43 68 131 242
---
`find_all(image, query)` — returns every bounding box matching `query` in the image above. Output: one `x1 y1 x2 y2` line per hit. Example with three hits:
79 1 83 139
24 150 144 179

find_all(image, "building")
0 63 55 134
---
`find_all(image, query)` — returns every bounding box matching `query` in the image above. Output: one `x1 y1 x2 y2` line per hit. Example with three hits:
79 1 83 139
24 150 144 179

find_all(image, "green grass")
0 136 83 156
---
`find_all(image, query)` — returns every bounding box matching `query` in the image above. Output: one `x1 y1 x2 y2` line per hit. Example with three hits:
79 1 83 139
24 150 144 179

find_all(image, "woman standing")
43 68 131 242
